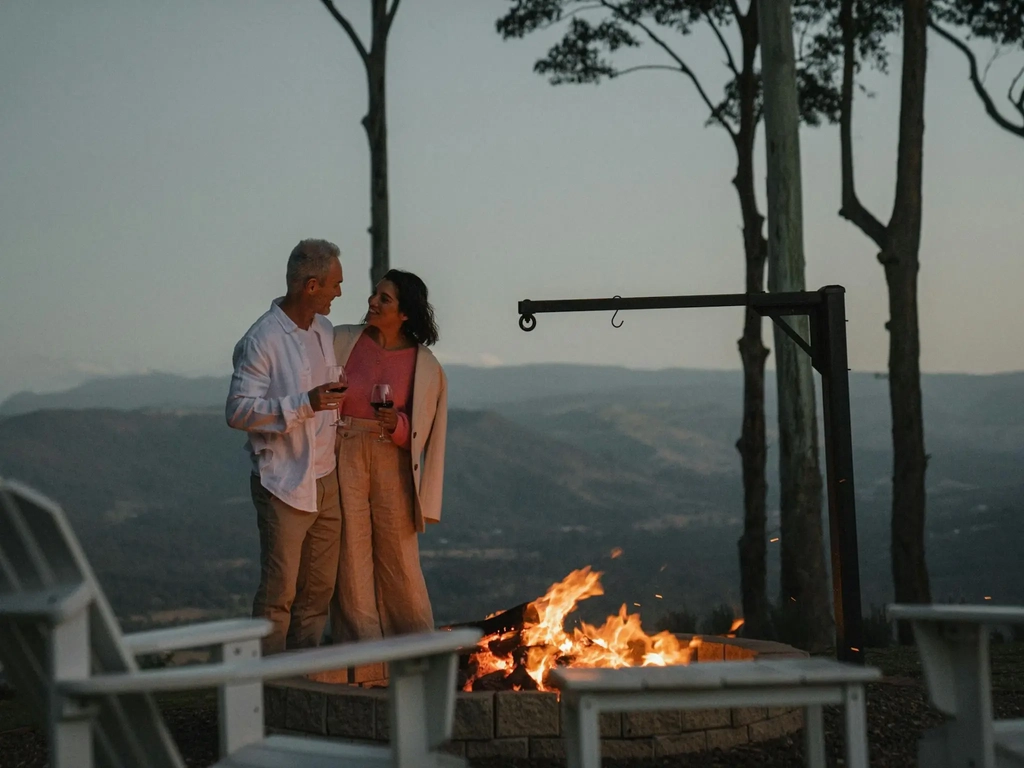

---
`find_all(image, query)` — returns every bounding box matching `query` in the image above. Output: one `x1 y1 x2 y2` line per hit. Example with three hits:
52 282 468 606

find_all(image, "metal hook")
610 296 624 328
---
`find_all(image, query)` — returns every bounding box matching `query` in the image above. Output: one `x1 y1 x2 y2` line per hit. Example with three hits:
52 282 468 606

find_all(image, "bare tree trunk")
840 0 931 643
757 0 831 652
321 0 399 291
887 0 931 641
733 7 771 641
364 3 390 289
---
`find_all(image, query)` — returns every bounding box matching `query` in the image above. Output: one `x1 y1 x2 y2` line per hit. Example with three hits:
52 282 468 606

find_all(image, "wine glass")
325 365 350 427
369 383 394 442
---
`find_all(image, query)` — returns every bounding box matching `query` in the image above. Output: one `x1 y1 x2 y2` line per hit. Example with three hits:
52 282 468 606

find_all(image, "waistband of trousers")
340 416 384 433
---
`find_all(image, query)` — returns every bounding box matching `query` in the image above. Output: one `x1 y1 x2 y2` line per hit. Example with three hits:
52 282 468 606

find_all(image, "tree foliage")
496 0 898 135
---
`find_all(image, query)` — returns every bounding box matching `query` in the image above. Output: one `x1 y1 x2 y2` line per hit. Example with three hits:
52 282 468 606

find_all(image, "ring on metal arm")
519 314 537 332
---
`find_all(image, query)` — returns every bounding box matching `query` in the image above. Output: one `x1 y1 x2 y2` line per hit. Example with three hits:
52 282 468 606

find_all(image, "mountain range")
0 366 1021 636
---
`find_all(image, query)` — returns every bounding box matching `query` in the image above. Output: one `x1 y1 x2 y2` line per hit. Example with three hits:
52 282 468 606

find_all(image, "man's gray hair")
286 239 341 293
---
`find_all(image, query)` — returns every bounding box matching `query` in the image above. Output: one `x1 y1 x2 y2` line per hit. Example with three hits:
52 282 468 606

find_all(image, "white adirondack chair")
888 603 1024 768
552 657 881 768
0 477 480 768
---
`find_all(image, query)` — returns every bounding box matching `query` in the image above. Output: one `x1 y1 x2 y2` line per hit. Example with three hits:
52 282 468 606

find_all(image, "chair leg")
563 695 600 768
216 638 263 756
843 684 870 768
804 704 826 768
50 609 94 768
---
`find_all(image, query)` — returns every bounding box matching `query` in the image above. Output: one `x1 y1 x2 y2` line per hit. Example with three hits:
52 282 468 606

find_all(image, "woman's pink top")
340 331 417 449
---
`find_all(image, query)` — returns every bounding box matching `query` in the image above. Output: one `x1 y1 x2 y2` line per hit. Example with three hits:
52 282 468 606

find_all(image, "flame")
464 566 702 691
726 617 745 638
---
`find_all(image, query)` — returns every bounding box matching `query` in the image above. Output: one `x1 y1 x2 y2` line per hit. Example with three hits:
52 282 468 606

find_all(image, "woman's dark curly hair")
382 269 439 347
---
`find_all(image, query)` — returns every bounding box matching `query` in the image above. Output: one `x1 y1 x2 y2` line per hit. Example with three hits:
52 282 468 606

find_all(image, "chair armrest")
0 583 93 623
888 603 1024 625
123 618 272 656
61 628 482 696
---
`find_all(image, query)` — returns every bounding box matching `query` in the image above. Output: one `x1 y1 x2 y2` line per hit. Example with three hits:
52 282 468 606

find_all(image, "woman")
329 269 447 642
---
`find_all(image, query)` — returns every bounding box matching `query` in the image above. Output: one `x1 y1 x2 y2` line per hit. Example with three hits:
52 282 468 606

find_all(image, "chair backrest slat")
0 479 185 768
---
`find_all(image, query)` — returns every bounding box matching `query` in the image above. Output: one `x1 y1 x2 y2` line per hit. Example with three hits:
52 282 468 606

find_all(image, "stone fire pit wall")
264 636 806 761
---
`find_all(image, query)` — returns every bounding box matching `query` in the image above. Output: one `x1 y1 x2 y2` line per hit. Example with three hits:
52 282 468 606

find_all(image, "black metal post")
814 286 865 663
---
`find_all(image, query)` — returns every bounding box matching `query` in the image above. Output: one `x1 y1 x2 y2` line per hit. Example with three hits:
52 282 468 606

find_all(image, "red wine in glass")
326 365 350 427
370 383 393 441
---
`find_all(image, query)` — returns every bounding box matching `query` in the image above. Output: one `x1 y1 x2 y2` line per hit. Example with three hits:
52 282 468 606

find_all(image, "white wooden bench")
551 657 881 768
0 477 481 768
889 603 1024 768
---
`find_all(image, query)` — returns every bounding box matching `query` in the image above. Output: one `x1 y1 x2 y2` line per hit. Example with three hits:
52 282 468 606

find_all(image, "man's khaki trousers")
251 472 341 655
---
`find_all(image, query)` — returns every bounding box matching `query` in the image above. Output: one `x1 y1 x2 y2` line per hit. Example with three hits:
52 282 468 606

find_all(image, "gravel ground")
3 646 1024 767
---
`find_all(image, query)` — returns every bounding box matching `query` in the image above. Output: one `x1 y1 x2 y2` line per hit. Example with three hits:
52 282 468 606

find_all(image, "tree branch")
600 1 735 137
386 0 401 34
535 3 606 30
727 0 745 23
703 12 740 78
320 0 369 64
838 0 887 249
612 64 687 77
1011 63 1024 116
929 21 1024 138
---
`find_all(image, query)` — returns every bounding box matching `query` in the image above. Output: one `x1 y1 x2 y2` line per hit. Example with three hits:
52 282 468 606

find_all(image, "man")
226 239 345 654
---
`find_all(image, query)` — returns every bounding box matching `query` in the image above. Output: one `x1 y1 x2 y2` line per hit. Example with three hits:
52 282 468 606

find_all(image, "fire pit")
264 567 807 760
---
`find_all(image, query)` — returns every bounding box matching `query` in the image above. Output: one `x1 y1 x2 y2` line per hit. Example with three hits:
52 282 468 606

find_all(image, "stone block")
440 741 466 757
724 641 755 661
351 662 387 683
601 738 654 760
530 737 566 760
653 732 707 756
326 686 381 739
749 709 804 742
285 686 326 734
263 684 287 729
679 708 731 731
767 706 798 719
558 706 621 738
600 711 622 738
732 706 767 726
453 692 494 740
706 725 750 751
495 691 559 737
697 641 725 662
466 737 529 759
375 697 389 740
623 709 681 737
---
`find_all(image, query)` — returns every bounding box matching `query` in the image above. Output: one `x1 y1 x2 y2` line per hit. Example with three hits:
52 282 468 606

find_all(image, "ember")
459 566 703 692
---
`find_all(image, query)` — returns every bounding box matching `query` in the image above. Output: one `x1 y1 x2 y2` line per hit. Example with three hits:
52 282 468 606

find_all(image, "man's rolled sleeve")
226 337 313 434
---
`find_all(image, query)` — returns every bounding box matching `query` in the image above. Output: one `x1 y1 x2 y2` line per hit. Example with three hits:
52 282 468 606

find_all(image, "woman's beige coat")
332 324 448 533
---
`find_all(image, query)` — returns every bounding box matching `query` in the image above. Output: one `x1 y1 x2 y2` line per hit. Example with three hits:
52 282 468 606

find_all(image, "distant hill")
0 372 229 417
1 364 1022 632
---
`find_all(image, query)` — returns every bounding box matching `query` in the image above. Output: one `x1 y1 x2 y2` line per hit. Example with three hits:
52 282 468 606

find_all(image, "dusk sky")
1 1 1021 401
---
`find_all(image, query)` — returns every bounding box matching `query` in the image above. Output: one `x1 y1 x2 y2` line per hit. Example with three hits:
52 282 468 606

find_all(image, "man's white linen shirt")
226 299 338 512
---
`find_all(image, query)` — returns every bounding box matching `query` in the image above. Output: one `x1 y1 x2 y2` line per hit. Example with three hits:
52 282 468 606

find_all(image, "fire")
463 566 704 691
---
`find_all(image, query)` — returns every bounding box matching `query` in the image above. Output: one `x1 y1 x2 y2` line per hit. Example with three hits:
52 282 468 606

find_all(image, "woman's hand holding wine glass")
370 383 394 442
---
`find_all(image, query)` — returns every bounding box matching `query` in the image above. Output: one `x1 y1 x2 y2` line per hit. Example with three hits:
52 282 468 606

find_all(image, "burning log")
452 566 705 693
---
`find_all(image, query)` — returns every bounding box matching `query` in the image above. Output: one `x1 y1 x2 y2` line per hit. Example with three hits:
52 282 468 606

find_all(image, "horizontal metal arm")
517 289 835 332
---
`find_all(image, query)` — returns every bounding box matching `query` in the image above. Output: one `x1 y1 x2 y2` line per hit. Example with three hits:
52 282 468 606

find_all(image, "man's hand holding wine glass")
307 382 346 412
